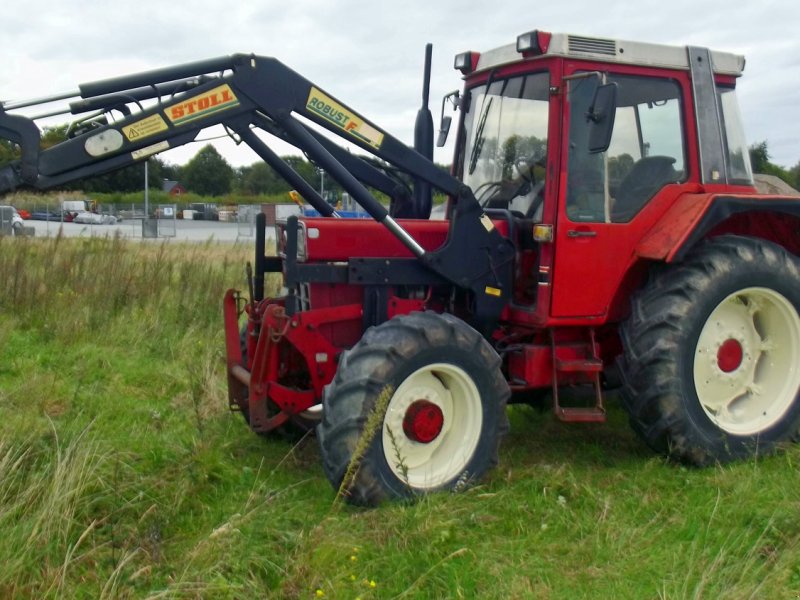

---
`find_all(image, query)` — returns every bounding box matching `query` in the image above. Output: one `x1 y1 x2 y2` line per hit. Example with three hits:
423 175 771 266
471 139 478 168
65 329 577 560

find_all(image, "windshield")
459 72 550 217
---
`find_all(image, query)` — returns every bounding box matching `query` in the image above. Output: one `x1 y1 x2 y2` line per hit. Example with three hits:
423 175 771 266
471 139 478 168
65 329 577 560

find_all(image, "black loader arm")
0 53 514 330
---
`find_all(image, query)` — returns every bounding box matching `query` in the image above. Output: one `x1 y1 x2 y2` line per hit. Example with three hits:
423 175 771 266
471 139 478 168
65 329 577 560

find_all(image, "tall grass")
0 426 108 597
0 234 245 334
0 235 799 598
0 235 254 596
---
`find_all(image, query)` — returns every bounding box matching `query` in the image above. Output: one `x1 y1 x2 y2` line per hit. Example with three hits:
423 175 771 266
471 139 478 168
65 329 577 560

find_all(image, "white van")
61 199 90 213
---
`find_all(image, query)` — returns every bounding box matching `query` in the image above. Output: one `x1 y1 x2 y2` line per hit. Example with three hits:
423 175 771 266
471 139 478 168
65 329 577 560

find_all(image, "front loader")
3 30 800 505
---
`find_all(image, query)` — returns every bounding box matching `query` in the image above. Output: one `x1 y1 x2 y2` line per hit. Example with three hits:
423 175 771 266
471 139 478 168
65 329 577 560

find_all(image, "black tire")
620 235 800 465
318 312 510 506
238 327 317 438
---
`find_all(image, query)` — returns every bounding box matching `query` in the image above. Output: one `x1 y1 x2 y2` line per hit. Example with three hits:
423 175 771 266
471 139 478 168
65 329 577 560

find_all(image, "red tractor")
2 31 799 505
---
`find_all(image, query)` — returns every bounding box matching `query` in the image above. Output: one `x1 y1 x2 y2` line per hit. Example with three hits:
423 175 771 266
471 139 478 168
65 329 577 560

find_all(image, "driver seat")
612 155 677 221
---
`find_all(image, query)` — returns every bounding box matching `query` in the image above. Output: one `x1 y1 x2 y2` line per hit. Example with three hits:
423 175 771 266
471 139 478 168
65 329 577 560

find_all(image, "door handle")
567 230 597 238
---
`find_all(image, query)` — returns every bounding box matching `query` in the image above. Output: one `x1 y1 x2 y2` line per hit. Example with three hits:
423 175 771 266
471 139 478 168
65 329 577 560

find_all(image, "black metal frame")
0 53 515 332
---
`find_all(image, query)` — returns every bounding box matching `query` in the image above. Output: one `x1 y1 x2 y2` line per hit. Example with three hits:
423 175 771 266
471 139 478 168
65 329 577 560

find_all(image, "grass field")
1 234 799 598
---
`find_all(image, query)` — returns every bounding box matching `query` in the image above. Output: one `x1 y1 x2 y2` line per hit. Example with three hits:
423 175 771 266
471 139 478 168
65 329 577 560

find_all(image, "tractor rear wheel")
620 235 800 465
317 312 510 506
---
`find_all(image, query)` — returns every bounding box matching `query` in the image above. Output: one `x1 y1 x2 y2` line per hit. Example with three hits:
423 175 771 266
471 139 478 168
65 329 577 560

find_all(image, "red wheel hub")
403 400 444 443
717 338 744 373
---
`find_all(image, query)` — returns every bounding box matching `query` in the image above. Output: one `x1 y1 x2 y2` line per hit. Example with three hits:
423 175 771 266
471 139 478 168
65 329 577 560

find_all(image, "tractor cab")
444 31 754 323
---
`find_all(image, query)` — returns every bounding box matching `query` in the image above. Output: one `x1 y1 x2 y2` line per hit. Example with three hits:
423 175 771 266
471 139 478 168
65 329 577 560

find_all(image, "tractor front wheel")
317 312 510 506
620 235 800 464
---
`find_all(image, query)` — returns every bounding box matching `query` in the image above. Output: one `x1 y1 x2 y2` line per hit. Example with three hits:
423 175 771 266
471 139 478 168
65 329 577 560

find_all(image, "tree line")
1 124 799 197
0 124 345 198
748 141 800 189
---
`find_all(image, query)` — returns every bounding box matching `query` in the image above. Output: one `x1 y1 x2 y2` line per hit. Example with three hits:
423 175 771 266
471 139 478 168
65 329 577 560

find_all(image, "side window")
567 74 686 223
717 86 754 185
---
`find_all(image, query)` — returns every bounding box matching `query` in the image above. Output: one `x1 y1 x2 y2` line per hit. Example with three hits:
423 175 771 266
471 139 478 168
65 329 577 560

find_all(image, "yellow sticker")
480 213 495 232
122 114 168 141
165 84 240 126
485 286 502 297
131 140 170 160
306 87 384 149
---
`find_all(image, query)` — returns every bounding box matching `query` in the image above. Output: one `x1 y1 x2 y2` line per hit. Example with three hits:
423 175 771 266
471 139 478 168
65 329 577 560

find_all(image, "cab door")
549 66 689 318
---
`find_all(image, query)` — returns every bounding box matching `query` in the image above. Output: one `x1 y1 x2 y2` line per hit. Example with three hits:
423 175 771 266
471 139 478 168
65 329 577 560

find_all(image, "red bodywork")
225 218 509 430
224 52 800 431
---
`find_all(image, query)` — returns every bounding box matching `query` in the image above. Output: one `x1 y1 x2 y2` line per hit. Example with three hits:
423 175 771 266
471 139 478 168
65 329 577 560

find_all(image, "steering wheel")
475 180 504 206
514 153 547 219
514 156 537 188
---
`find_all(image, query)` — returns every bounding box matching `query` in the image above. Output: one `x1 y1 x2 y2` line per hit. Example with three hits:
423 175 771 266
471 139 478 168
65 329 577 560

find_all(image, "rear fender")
636 194 800 262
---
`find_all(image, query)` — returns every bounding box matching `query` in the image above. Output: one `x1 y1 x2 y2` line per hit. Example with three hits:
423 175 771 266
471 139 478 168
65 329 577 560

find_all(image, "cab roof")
472 31 745 77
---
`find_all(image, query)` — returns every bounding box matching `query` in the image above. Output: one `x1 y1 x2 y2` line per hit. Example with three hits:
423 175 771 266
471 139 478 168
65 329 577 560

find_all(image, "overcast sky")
2 0 799 170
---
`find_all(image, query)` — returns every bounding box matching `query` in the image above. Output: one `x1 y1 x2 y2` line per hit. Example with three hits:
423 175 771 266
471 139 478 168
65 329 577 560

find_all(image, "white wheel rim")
694 286 800 435
382 363 482 490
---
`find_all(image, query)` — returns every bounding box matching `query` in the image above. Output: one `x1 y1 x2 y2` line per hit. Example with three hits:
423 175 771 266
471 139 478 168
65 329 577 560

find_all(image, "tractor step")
550 328 606 424
555 406 606 423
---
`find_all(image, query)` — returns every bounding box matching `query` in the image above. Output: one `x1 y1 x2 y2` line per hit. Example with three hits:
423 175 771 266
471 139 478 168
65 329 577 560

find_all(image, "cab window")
566 74 686 223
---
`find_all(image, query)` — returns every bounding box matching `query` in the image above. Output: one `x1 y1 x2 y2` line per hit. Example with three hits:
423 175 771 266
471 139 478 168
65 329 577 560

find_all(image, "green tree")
161 161 182 183
0 139 18 168
77 157 166 193
0 123 68 168
749 140 792 185
236 162 286 195
749 141 770 173
40 124 69 149
181 144 234 196
499 135 546 179
789 161 800 191
284 156 319 187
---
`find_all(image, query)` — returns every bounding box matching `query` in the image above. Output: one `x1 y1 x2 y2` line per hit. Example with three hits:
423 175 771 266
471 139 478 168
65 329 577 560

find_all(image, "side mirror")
436 116 452 147
436 90 460 147
587 82 618 153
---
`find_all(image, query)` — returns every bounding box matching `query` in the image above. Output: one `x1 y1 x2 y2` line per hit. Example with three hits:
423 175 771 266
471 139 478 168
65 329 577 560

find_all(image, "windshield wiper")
468 96 493 175
467 70 499 176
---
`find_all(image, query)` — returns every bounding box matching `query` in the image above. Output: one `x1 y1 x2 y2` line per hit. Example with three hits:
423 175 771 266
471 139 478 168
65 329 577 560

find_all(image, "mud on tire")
317 312 510 506
620 235 800 465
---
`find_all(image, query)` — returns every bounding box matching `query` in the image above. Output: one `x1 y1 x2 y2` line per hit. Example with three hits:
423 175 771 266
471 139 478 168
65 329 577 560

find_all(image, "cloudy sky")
2 0 799 169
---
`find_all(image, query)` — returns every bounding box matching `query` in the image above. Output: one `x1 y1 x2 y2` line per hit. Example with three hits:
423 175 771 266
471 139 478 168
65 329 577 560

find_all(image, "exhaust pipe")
413 43 434 219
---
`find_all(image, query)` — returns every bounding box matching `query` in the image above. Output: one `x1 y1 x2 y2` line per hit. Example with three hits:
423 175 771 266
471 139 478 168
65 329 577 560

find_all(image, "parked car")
30 210 62 221
189 202 219 221
72 211 118 225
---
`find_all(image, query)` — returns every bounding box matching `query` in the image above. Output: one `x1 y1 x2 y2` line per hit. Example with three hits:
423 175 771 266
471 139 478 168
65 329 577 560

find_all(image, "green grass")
1 234 799 598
